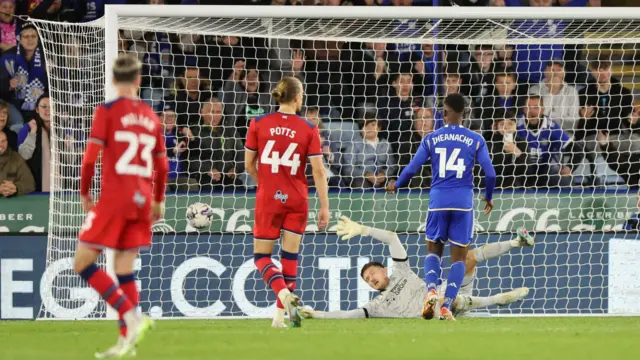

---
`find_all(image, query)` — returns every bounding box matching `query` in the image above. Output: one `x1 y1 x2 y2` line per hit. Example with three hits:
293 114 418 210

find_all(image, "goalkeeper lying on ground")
299 217 533 319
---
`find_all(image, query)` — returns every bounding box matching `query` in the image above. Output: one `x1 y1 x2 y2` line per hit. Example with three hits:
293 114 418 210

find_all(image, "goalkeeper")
299 217 533 319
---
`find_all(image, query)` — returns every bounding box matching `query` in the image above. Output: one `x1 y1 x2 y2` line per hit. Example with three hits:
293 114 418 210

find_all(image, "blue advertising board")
0 233 636 320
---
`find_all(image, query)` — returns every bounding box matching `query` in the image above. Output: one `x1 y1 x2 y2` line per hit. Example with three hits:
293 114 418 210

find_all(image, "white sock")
273 307 286 322
455 295 501 312
473 240 518 263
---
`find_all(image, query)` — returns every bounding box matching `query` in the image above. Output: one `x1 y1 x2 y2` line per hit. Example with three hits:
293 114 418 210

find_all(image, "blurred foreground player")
244 77 330 328
389 93 497 321
299 217 532 319
75 54 168 358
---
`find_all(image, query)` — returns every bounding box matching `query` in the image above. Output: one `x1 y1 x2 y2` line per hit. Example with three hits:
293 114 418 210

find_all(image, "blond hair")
113 53 142 83
271 77 302 104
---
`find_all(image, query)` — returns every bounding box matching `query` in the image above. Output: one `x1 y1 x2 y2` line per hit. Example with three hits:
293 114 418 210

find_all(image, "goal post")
33 5 640 320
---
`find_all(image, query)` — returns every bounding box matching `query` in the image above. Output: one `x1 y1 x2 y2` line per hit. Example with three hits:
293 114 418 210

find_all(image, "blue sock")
424 253 441 293
443 261 466 311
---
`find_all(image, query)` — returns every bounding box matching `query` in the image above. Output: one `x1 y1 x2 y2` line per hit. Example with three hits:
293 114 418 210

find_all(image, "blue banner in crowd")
1 233 638 320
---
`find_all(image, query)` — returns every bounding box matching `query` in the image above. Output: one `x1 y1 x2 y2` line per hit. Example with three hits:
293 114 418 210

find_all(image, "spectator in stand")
485 109 529 188
343 118 397 189
187 97 244 191
412 43 437 99
0 0 17 55
141 31 176 110
399 106 433 189
516 93 583 188
0 99 17 150
579 55 638 154
174 61 212 128
221 63 272 138
464 44 495 109
376 70 421 155
507 0 564 85
435 71 476 130
0 131 34 197
160 101 198 192
529 61 580 134
478 69 521 131
0 22 47 127
304 106 343 187
17 93 49 192
17 0 62 21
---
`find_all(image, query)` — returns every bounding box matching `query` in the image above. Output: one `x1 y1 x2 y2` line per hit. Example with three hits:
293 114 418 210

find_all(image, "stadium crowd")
1 0 638 197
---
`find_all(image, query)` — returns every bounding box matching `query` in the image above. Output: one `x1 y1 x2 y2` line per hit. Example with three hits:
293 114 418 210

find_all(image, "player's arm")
476 138 496 215
298 307 367 320
391 136 431 191
309 127 329 229
79 106 108 212
152 121 170 221
335 216 407 260
244 118 259 184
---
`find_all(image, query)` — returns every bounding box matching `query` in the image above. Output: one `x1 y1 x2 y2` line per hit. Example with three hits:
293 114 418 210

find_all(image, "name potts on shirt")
270 127 296 139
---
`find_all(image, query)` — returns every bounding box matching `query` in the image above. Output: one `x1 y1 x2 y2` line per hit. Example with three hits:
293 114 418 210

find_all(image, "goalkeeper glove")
297 305 317 319
335 216 364 240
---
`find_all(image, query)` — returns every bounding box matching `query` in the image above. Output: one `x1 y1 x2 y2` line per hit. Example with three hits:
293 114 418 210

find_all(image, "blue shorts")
425 210 473 247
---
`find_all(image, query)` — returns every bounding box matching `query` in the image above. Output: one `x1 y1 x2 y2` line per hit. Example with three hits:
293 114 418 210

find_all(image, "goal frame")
66 4 640 320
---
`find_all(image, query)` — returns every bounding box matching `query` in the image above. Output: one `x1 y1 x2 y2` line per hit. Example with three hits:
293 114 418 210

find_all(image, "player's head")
112 53 142 88
272 77 304 112
360 261 390 291
443 93 465 124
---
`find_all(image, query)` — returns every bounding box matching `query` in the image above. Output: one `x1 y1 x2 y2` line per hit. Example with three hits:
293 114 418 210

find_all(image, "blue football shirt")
516 115 571 164
395 124 496 210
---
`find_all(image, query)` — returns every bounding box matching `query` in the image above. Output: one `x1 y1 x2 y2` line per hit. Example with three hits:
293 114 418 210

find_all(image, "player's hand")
386 180 396 194
297 305 317 319
80 195 94 213
151 201 165 222
335 216 363 240
317 207 330 230
483 198 494 216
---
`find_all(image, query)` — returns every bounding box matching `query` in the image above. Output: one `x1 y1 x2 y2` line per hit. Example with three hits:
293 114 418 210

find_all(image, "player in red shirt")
73 54 168 358
245 77 330 328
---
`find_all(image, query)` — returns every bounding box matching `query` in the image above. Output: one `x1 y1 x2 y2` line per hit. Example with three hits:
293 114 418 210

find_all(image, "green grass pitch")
1 317 639 360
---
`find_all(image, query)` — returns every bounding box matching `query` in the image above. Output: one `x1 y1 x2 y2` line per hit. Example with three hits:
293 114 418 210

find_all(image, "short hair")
444 93 466 114
494 70 515 81
304 106 320 115
547 60 565 69
271 77 302 104
0 99 9 111
112 54 141 83
360 261 385 279
592 53 612 70
360 118 379 129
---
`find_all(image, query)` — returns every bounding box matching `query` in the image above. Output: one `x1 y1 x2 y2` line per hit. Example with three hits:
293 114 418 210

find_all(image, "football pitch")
1 317 639 360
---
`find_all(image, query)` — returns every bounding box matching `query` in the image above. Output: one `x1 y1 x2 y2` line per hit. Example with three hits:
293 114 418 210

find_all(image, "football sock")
424 253 441 293
473 240 517 263
276 250 299 309
78 263 134 316
442 261 465 311
117 274 138 337
254 253 288 297
454 295 501 313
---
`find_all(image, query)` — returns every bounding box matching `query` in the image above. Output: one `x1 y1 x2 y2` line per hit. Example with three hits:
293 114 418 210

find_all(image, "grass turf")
1 317 639 360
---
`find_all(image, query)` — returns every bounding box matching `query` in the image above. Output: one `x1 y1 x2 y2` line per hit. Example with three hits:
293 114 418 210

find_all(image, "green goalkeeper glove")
335 216 365 240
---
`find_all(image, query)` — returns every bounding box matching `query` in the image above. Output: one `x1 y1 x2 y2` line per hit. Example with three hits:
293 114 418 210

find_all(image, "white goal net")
35 5 640 319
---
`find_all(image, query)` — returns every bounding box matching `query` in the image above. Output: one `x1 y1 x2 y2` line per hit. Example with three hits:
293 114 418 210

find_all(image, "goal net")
35 6 640 319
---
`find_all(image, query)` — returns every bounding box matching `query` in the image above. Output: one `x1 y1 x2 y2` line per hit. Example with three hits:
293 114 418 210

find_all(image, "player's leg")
440 210 473 320
253 212 292 327
276 212 307 328
452 287 530 315
423 210 446 320
472 227 535 264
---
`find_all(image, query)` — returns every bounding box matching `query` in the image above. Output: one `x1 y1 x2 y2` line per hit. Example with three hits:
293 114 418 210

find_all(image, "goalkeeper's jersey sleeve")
362 260 427 318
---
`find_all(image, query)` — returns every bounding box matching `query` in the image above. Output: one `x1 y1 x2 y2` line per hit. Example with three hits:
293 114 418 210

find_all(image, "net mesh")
34 12 640 319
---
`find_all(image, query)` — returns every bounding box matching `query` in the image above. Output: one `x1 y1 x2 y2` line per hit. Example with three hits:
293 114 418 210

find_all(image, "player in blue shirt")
389 93 496 321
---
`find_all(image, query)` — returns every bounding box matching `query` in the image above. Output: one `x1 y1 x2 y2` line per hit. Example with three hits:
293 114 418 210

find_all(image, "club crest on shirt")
274 190 288 204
